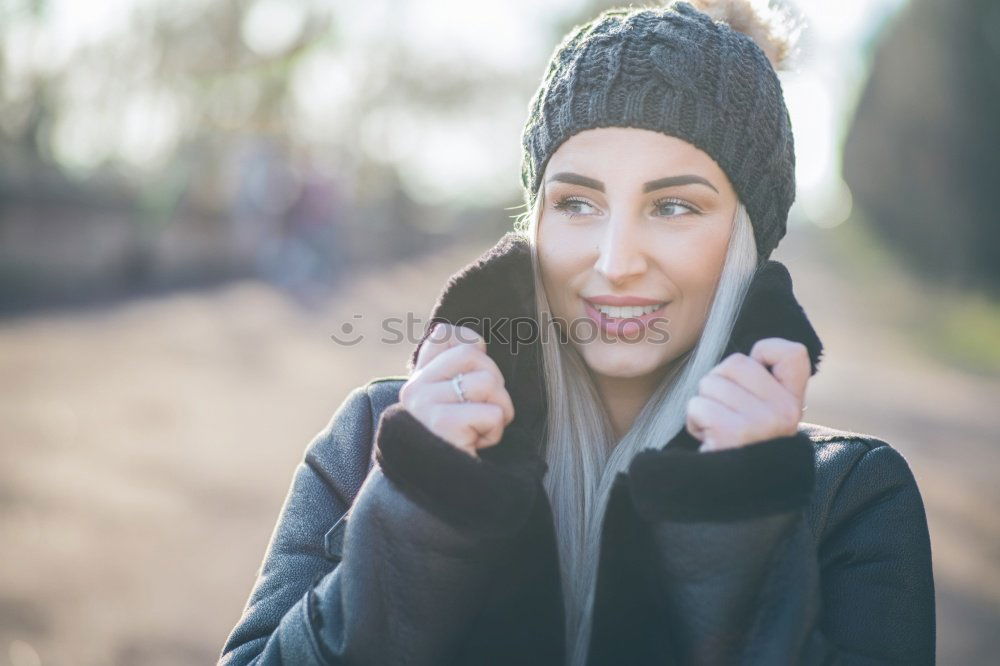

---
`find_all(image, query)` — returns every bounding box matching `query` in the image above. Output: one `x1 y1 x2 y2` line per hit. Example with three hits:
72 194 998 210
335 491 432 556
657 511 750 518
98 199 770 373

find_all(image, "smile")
591 303 665 318
582 298 670 338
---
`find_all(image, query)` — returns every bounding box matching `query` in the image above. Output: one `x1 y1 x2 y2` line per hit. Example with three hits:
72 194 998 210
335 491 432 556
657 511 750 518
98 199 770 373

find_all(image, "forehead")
544 127 728 188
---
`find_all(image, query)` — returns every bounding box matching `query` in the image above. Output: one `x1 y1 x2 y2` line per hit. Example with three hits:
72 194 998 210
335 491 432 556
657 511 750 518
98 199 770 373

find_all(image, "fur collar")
406 231 824 454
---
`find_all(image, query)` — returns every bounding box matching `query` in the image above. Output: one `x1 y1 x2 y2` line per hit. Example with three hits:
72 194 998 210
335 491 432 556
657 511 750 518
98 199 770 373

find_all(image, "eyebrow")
545 171 719 194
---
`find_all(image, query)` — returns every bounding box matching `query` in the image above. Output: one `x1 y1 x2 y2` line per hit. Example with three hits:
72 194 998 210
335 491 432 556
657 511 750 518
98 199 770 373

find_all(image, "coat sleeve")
218 385 545 665
624 432 936 665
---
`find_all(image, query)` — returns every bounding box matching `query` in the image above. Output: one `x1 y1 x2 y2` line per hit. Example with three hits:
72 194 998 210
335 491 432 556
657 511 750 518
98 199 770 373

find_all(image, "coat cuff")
626 431 816 523
374 403 546 540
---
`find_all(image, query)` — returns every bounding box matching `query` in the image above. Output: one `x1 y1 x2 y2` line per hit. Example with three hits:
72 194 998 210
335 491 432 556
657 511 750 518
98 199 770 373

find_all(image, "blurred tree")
843 0 1000 296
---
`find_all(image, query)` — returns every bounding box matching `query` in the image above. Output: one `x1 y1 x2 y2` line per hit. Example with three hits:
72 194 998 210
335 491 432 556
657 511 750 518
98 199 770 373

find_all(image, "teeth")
593 303 664 318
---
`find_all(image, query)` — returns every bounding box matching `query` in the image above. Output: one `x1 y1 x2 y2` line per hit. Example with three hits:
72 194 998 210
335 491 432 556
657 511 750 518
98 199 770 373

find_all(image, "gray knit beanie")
520 0 796 262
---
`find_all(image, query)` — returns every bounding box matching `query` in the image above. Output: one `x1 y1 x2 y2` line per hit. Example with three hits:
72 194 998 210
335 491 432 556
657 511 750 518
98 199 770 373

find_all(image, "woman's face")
537 127 739 382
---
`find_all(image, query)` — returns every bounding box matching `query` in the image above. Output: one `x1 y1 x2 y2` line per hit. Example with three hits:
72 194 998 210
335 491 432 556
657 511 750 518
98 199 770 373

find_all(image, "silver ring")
451 373 467 403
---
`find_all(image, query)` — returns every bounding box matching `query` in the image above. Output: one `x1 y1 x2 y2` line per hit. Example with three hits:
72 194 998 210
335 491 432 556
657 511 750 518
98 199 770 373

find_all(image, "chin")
578 343 671 380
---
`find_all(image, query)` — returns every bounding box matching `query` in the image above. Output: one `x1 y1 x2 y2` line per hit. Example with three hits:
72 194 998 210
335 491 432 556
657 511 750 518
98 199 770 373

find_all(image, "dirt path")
1 230 996 664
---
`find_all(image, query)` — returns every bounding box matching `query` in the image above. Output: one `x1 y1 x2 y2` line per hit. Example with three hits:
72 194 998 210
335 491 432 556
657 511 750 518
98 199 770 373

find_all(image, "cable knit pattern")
520 0 796 262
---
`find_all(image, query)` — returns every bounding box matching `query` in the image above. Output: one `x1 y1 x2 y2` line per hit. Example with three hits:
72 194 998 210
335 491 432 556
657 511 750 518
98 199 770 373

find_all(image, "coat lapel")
407 232 547 459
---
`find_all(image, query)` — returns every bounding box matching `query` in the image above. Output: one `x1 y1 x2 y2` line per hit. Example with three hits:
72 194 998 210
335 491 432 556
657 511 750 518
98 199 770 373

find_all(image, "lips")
584 294 664 306
583 298 669 339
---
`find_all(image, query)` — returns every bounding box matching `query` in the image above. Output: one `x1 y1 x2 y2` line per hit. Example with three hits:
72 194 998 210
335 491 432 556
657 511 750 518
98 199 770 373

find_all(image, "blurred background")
1 0 997 664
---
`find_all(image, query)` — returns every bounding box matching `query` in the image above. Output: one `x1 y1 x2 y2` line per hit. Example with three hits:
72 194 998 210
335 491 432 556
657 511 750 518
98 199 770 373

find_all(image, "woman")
219 2 935 664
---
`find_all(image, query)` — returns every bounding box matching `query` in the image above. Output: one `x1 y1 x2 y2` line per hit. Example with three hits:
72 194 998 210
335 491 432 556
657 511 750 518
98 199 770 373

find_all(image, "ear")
724 260 824 375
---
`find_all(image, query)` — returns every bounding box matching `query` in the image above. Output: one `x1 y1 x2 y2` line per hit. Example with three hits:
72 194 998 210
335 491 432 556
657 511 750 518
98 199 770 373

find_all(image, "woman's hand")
685 337 811 452
400 323 516 458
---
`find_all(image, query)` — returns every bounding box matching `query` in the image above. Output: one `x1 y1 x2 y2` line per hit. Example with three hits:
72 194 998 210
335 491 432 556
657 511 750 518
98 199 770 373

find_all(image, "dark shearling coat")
219 232 936 665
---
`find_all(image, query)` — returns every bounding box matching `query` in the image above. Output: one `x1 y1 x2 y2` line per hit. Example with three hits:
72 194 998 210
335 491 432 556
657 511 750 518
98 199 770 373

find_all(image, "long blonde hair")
513 183 760 665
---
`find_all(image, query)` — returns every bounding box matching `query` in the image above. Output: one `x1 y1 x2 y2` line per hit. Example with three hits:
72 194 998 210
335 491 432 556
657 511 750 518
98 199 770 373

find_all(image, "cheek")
677 245 727 296
661 214 731 282
537 247 579 316
536 222 592 315
654 222 732 326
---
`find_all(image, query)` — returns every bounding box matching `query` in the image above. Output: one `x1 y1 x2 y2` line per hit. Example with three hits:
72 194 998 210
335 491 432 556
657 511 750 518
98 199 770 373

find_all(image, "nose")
594 216 647 285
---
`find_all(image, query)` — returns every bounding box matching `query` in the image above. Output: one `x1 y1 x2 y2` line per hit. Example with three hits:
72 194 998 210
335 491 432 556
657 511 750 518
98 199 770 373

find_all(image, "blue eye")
552 196 597 218
653 197 699 217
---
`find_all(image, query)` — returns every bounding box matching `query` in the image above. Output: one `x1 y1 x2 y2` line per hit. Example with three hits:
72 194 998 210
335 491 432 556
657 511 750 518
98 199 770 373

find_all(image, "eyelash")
653 196 701 216
552 195 700 218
